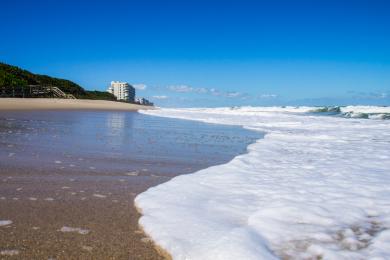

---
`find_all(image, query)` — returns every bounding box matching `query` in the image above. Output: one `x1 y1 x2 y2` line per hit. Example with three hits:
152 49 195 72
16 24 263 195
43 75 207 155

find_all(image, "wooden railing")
49 86 76 99
0 85 76 99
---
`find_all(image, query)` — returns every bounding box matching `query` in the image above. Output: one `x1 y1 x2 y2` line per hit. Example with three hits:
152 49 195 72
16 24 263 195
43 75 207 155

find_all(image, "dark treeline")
0 62 116 100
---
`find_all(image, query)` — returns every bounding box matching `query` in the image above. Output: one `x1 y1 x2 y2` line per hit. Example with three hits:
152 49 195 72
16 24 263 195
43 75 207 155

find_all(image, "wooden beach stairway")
1 85 76 99
46 86 76 99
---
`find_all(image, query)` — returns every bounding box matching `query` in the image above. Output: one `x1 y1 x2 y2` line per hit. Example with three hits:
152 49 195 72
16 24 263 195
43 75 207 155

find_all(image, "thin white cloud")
258 94 278 98
168 85 193 92
167 85 208 94
208 88 246 98
347 90 390 99
196 88 208 94
226 92 241 98
166 84 255 99
133 84 147 90
152 95 168 99
209 88 222 96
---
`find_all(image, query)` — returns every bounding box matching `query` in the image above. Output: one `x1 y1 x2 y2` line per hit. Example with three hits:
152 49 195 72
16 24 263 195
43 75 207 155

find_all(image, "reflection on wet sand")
106 112 134 149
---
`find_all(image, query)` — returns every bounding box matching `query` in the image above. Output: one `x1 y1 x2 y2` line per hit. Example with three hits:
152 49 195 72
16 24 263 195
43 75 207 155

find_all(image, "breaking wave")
309 106 390 120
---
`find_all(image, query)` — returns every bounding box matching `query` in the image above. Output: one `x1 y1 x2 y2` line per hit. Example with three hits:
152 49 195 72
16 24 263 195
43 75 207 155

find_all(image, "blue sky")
2 0 390 107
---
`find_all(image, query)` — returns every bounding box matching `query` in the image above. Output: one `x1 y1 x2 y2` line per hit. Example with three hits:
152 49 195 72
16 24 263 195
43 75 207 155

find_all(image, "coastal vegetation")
0 62 116 100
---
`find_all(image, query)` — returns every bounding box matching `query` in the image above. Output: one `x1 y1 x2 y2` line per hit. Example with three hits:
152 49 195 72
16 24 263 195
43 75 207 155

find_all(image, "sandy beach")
0 110 260 259
0 98 153 111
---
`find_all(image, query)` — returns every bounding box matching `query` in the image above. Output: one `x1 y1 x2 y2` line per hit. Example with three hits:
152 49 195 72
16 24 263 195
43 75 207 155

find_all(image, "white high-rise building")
107 81 135 102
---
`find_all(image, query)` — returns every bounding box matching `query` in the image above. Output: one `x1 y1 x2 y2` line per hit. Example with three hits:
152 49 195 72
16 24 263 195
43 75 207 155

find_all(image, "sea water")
0 110 261 176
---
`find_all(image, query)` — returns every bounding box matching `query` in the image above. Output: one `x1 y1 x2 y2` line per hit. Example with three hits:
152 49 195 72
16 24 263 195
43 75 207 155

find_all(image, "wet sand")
1 166 165 259
0 98 153 111
0 111 261 259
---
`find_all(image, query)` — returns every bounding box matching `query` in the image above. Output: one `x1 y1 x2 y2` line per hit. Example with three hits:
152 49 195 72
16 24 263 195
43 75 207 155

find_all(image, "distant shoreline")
0 98 154 111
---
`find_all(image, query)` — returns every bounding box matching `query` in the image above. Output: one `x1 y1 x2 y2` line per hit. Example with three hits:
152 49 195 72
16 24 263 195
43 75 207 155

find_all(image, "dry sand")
0 98 154 111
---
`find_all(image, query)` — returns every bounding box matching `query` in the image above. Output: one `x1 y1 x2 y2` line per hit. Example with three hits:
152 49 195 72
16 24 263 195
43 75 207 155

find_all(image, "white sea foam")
82 245 93 252
136 106 390 259
341 105 390 114
125 171 139 176
59 226 90 235
0 249 19 256
0 220 12 226
93 194 107 198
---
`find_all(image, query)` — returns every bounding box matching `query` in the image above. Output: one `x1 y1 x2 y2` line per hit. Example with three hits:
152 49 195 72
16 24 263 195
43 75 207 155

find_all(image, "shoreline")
0 98 154 111
135 205 173 260
0 110 260 259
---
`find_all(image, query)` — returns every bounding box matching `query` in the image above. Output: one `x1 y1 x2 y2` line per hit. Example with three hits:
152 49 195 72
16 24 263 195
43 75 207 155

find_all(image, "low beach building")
107 81 135 102
135 97 154 106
